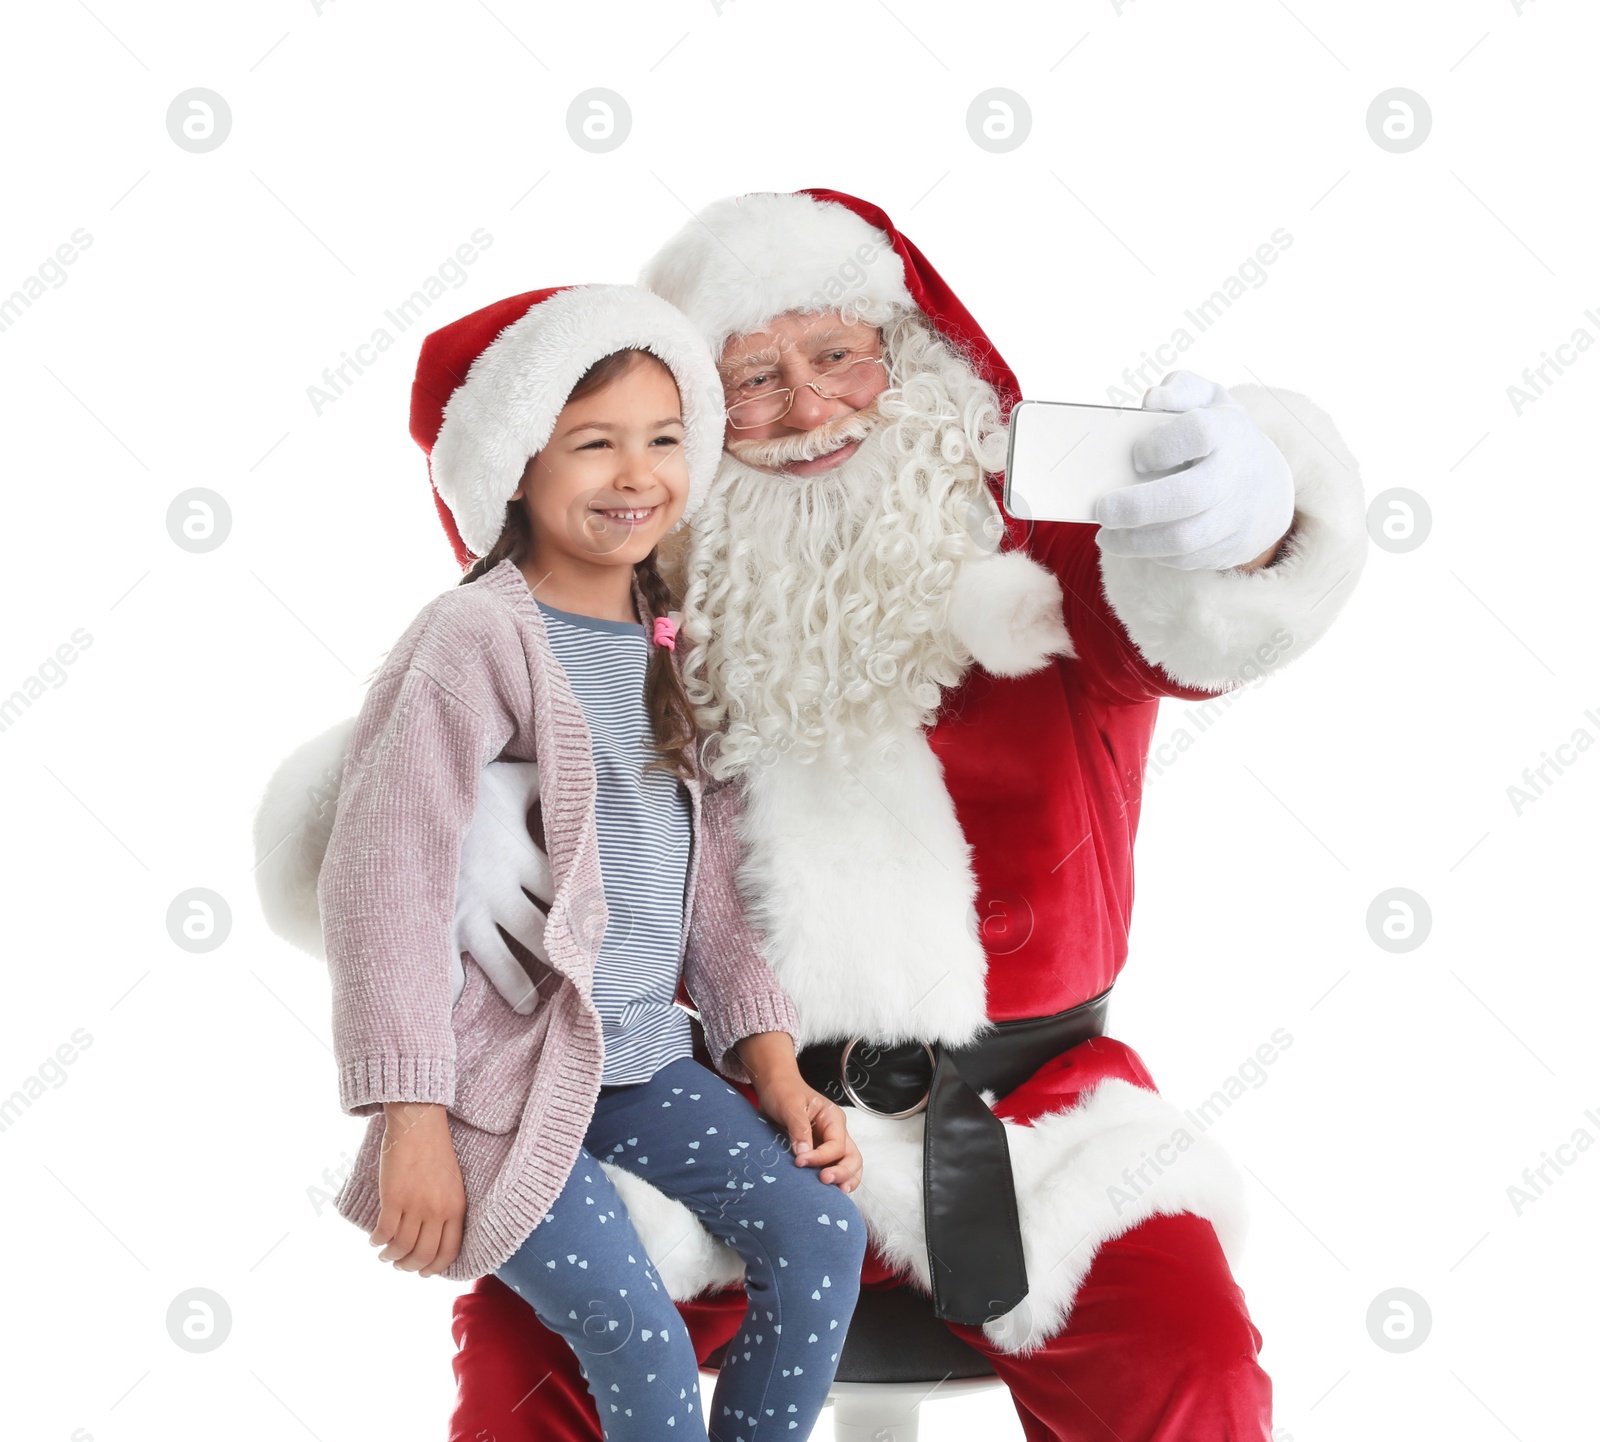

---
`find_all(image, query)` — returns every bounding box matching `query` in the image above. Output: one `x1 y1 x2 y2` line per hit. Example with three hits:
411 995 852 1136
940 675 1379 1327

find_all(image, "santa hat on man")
639 188 1033 546
640 188 1023 417
410 283 726 570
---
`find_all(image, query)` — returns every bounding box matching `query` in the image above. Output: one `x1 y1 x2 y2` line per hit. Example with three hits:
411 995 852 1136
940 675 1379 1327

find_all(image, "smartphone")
1002 399 1178 524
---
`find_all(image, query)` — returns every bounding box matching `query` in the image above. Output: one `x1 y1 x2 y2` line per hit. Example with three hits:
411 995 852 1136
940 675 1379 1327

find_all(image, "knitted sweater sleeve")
316 601 519 1118
683 776 802 1085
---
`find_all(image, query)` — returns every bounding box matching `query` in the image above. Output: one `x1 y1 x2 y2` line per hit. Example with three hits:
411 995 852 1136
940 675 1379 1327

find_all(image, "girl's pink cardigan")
317 558 800 1280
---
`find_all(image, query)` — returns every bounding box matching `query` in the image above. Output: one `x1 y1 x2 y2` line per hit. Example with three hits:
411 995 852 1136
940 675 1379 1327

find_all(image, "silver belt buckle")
838 1037 938 1119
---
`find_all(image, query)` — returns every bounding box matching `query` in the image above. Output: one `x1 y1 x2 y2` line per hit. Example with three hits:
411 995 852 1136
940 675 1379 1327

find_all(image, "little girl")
316 284 867 1440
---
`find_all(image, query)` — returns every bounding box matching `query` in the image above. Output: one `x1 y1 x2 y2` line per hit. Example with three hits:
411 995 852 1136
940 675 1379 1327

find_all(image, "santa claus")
449 189 1367 1439
257 189 1367 1440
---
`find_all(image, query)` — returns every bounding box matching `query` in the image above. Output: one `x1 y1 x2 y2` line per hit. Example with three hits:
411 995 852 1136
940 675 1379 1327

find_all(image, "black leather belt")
796 987 1112 1326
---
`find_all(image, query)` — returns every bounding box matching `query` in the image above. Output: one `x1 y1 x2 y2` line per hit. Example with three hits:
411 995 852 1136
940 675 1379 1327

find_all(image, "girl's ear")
511 453 541 503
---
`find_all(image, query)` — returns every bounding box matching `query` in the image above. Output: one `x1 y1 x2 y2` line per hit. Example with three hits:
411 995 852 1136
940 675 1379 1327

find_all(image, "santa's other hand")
453 760 552 1013
1094 370 1294 571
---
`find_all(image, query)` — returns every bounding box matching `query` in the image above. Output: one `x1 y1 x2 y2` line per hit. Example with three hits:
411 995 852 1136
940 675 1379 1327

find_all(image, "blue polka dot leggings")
494 1055 867 1441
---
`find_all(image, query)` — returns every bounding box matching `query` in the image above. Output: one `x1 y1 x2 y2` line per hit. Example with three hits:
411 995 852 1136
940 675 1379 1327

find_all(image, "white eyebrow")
721 328 867 377
719 344 783 375
800 327 853 351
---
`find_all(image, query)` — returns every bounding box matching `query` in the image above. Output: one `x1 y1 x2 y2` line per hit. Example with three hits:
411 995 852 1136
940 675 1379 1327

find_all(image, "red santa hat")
640 188 1028 541
639 187 1023 417
410 283 726 569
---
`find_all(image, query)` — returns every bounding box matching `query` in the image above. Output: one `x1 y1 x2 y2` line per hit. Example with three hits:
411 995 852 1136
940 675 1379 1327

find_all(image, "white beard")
680 400 990 780
680 338 1073 1047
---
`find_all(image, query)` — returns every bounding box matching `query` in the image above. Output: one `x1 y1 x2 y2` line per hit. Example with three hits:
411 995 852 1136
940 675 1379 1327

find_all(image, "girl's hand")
737 1031 863 1195
372 1102 467 1277
762 1078 863 1194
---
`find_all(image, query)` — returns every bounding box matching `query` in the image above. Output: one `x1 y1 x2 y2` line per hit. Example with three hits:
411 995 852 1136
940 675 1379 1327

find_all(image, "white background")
1 1 1595 1439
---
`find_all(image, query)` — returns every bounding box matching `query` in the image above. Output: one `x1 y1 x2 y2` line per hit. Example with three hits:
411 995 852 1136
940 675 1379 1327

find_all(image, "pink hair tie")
652 616 678 651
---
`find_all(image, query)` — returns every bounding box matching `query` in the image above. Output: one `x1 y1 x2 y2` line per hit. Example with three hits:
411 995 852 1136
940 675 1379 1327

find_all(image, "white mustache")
723 400 883 470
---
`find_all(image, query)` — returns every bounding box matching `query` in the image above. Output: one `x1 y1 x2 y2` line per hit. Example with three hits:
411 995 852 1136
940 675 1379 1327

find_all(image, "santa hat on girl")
410 283 726 570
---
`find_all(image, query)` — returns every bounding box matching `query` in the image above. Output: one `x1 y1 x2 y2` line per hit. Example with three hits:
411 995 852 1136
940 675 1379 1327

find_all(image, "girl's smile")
590 502 662 527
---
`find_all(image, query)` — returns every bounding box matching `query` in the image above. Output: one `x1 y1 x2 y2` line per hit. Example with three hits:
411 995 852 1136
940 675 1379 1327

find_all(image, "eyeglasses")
724 355 888 430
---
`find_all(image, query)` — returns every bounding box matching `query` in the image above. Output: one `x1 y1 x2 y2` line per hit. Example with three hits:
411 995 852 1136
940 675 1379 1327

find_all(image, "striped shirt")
537 600 694 1085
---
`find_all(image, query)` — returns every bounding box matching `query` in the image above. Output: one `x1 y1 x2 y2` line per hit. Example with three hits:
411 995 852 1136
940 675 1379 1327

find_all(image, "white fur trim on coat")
599 1162 748 1300
431 284 726 558
598 1078 1249 1350
640 192 915 357
250 716 356 960
949 548 1075 676
736 742 992 1049
1097 383 1367 693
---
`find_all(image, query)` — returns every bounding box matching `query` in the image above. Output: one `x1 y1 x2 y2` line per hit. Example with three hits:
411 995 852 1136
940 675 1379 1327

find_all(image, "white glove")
1094 371 1295 571
453 760 553 1015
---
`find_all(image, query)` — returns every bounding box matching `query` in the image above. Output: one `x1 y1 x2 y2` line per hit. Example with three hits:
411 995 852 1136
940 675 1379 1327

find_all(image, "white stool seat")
826 1375 1004 1440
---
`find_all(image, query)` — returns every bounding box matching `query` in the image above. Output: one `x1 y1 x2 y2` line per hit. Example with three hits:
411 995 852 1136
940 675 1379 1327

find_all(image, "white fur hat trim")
640 192 914 358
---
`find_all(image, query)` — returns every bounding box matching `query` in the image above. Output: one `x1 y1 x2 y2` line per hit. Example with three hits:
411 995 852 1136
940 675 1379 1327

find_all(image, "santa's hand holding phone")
1093 370 1297 572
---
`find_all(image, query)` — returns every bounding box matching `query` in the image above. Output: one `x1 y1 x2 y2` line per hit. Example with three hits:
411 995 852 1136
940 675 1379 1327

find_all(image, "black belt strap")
920 1044 1028 1324
797 987 1112 1327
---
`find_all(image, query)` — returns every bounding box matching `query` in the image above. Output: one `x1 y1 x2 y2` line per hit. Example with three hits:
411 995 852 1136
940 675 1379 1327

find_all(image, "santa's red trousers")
446 1208 1270 1440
